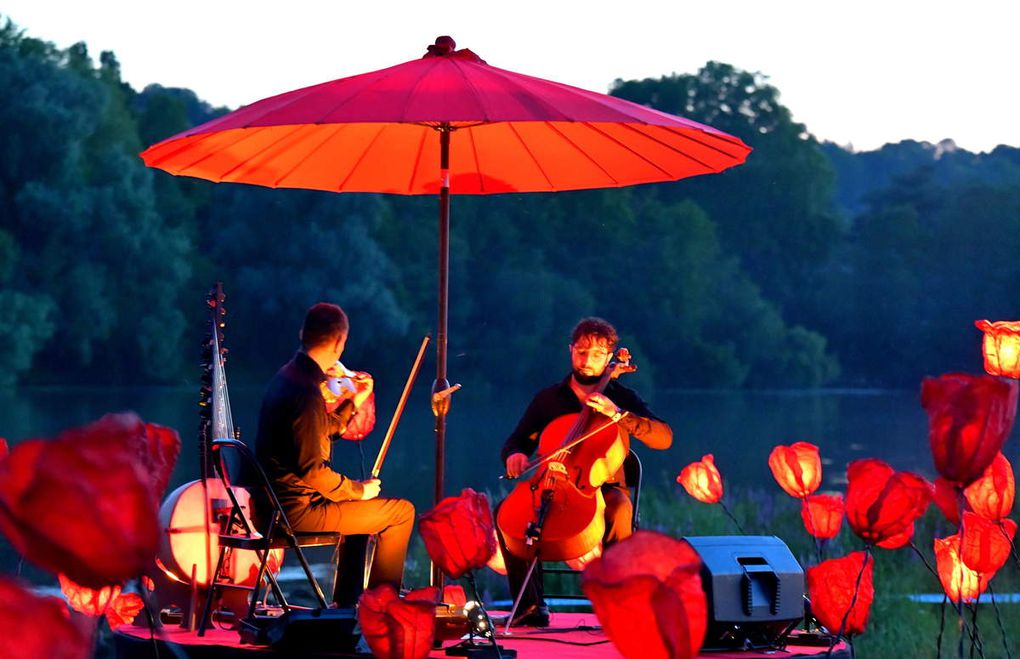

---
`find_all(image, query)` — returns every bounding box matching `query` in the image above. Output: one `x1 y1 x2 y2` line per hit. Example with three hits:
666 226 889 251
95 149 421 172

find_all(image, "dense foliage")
2 17 1018 390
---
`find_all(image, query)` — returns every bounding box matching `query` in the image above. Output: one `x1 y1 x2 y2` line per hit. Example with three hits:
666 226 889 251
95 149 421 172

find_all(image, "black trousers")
495 484 632 610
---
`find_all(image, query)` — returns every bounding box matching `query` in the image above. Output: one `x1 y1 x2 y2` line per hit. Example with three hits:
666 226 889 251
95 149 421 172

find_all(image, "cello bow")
371 335 431 478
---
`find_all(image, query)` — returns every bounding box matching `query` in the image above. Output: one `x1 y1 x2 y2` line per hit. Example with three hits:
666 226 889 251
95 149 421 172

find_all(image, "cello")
495 348 636 564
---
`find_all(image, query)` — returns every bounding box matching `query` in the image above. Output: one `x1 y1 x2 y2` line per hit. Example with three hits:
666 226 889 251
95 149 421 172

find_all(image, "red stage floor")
114 612 849 659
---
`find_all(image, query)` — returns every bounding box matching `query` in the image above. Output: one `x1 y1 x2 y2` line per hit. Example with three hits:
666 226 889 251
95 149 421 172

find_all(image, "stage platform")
113 611 850 659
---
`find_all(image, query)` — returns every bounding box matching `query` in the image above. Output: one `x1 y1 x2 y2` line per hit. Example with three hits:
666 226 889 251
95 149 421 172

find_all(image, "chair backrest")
211 437 295 538
623 449 642 530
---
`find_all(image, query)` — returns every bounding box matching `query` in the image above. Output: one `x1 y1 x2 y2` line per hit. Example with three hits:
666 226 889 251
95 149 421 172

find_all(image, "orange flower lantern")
801 494 844 539
934 535 990 603
581 531 707 659
975 320 1020 378
768 442 822 498
358 584 439 659
806 551 874 637
0 577 92 659
677 454 723 504
418 488 496 579
960 511 1016 575
0 414 179 588
845 459 932 547
933 477 964 526
57 574 144 630
921 373 1018 485
964 452 1014 520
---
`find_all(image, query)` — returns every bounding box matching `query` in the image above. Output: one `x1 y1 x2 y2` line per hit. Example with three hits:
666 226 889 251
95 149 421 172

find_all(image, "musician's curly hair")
570 317 618 349
301 303 349 349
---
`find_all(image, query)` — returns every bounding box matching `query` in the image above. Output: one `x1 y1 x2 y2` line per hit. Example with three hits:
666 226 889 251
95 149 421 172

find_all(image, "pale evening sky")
2 0 1018 153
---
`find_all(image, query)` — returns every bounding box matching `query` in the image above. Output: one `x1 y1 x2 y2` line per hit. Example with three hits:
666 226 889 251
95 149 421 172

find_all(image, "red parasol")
140 39 750 586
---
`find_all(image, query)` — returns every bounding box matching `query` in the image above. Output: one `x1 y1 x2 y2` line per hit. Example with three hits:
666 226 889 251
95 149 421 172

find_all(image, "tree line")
2 17 1019 391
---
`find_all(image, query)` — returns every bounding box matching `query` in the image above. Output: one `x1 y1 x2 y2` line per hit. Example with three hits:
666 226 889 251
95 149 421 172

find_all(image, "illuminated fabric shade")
975 320 1020 378
845 459 932 547
103 593 144 630
581 531 707 659
0 577 92 659
964 452 1014 520
933 477 963 526
921 372 1018 486
0 413 179 588
806 551 873 636
934 535 990 603
768 442 822 498
58 574 144 630
960 511 1016 575
800 494 843 539
418 488 496 579
358 584 439 659
677 454 724 504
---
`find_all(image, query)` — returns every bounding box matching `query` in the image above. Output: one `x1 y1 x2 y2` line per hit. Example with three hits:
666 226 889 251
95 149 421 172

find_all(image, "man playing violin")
254 302 414 607
497 317 673 627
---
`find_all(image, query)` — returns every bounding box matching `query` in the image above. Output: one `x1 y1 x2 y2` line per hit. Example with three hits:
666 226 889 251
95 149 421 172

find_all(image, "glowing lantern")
59 574 120 616
933 477 964 526
358 584 439 659
806 552 873 636
419 489 496 579
0 414 178 588
768 442 822 498
874 522 914 550
676 455 723 504
342 392 377 440
845 459 932 547
964 452 1014 520
960 511 1016 575
0 438 7 460
975 320 1020 378
0 577 92 659
581 531 707 659
103 593 144 630
934 535 990 603
801 494 843 539
921 373 1018 486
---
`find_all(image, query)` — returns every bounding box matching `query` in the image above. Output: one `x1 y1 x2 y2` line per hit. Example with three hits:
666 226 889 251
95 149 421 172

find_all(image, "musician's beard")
572 369 603 386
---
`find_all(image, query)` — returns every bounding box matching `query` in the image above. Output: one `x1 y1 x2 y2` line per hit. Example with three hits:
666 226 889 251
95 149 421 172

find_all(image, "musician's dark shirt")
500 375 672 465
255 351 361 512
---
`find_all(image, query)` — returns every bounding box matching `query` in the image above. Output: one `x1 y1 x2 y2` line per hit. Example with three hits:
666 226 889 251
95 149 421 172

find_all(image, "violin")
496 348 636 563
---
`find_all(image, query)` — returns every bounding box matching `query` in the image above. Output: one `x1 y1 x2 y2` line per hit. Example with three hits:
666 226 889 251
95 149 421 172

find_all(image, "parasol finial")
424 36 457 57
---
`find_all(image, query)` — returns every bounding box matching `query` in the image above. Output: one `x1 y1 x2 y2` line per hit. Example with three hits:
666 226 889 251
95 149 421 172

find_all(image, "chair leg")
197 548 229 637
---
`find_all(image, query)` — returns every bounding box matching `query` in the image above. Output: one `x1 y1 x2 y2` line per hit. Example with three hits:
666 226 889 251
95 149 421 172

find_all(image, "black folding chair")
197 438 343 636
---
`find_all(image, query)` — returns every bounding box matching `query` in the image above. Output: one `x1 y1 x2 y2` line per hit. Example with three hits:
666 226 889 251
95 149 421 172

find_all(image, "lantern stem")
718 500 746 535
826 547 870 658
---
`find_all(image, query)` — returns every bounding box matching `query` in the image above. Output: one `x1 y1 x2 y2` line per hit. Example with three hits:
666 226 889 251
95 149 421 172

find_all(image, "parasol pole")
431 124 453 590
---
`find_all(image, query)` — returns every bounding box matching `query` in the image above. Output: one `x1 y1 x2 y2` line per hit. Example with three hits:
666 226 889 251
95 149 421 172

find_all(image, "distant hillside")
822 140 1020 217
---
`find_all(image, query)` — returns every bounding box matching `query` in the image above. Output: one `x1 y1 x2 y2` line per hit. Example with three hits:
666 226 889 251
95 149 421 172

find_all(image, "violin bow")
513 410 630 480
371 335 431 478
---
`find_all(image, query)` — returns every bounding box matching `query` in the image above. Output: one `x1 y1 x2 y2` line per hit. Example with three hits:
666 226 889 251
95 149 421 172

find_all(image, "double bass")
496 348 636 563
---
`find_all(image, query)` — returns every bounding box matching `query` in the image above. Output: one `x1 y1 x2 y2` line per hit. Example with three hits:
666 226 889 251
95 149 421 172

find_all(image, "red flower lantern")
59 574 120 616
103 593 144 630
801 494 844 539
0 413 178 588
934 535 990 603
806 552 874 637
964 452 1014 520
975 320 1020 378
0 438 7 460
419 489 496 579
921 373 1018 485
960 511 1016 575
57 574 143 629
768 442 822 498
933 477 964 526
0 577 92 659
845 459 932 547
677 454 723 504
358 584 439 659
581 531 707 659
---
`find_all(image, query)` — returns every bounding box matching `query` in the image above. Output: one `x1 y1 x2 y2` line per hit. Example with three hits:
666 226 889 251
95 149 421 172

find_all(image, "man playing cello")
496 317 673 627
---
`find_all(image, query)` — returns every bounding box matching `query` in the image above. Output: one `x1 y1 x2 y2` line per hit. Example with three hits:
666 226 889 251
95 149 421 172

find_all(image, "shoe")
498 604 550 628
